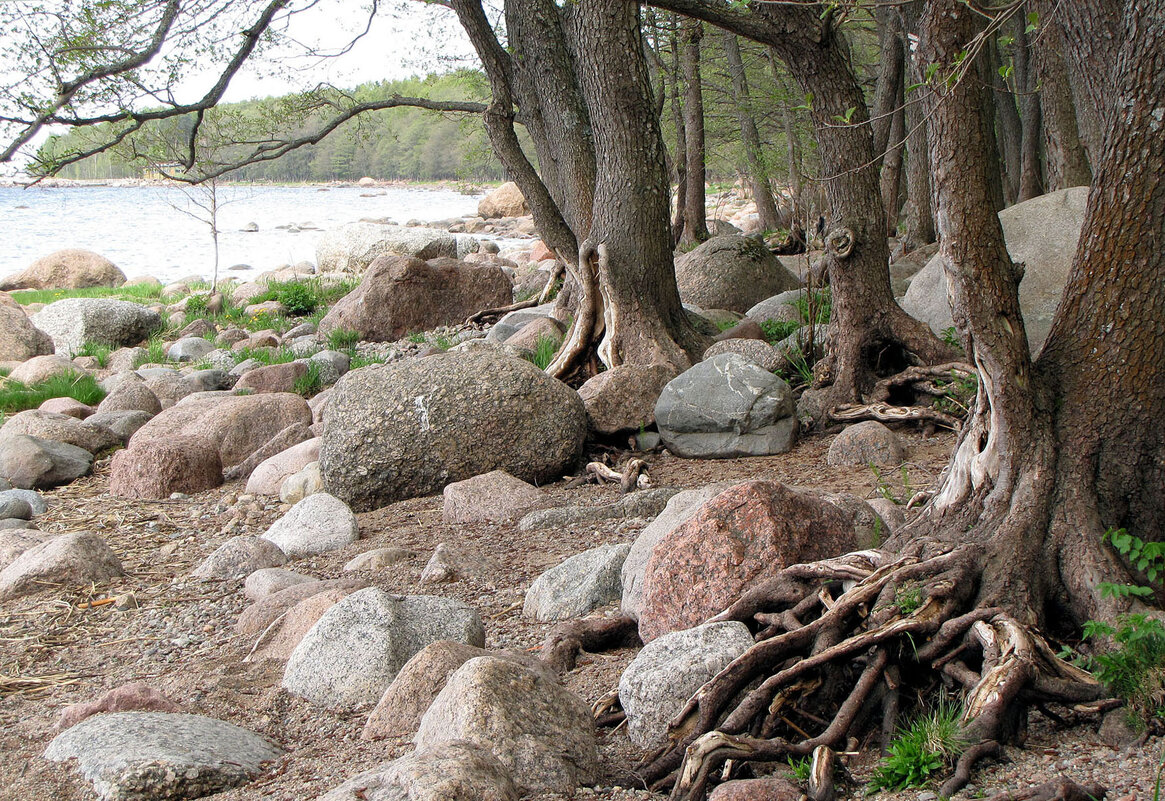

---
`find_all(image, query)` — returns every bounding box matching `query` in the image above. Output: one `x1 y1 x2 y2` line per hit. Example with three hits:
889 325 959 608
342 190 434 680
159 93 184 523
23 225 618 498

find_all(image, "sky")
0 0 481 172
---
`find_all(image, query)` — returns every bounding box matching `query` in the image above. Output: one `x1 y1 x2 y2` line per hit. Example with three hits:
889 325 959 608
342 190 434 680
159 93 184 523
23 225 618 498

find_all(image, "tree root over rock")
624 546 1107 801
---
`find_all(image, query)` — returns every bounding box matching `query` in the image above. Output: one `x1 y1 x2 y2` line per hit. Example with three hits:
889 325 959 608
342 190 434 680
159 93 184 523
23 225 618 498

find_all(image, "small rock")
54 682 182 733
343 547 415 572
523 543 631 622
442 470 546 523
319 741 518 801
243 567 315 601
260 492 358 557
0 531 123 600
191 536 287 580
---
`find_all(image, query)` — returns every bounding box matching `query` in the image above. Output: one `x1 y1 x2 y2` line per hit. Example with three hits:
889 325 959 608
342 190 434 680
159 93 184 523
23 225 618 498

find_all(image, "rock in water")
44 711 282 800
321 351 586 511
316 222 462 272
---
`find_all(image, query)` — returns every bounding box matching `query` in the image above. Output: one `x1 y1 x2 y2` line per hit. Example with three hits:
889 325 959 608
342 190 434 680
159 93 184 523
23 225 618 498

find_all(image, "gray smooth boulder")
900 186 1088 354
44 712 282 801
0 434 92 489
655 353 796 458
619 621 754 747
282 587 485 708
0 487 47 515
0 531 122 600
745 289 810 324
415 656 599 794
31 298 162 355
827 420 905 466
321 351 586 511
319 742 518 801
167 337 215 363
523 542 631 622
676 235 800 313
260 492 358 557
316 222 461 273
191 536 287 580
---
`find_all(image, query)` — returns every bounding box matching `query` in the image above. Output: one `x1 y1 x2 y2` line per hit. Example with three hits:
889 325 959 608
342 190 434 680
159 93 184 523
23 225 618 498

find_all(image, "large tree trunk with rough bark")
452 0 705 377
619 3 1163 799
1034 16 1093 189
1013 12 1044 201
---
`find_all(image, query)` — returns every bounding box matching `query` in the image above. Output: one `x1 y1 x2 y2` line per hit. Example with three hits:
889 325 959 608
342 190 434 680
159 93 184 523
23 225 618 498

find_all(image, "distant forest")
39 71 511 183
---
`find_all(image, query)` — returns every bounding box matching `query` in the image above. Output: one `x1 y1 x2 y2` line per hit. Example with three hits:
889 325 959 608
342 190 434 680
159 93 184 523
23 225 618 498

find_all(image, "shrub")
273 281 317 316
0 372 106 414
1083 611 1165 727
761 318 801 346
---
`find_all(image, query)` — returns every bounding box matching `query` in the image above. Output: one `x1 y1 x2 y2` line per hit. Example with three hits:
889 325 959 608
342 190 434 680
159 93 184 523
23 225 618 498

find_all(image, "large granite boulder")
638 480 858 641
321 351 586 511
0 531 123 600
576 364 676 435
655 353 796 458
109 437 223 499
320 742 518 801
0 301 54 362
0 410 119 455
0 248 126 291
318 254 512 343
900 187 1088 354
676 235 800 313
619 621 754 747
31 298 162 355
415 656 598 794
477 181 529 219
121 391 312 469
282 588 485 709
316 222 461 273
0 434 92 489
44 712 282 800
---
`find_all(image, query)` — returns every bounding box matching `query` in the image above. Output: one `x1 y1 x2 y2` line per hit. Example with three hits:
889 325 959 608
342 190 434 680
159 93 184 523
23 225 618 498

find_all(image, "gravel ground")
0 427 1160 800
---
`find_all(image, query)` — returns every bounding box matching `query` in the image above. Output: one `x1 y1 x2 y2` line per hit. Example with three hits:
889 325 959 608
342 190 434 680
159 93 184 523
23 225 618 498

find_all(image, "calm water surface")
0 184 486 285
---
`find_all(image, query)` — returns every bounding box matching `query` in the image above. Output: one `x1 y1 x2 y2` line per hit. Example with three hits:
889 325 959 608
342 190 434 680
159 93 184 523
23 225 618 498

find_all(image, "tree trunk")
669 14 688 243
990 36 1023 205
1033 16 1093 189
897 3 936 250
907 0 1165 626
1013 11 1044 201
880 86 906 237
873 8 906 237
454 0 705 376
721 31 782 233
679 17 709 246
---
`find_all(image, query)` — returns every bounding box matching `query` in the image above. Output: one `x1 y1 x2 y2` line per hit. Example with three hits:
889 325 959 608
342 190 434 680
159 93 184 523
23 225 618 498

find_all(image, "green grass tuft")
868 698 967 792
9 283 164 306
0 372 107 414
325 327 361 352
293 361 324 396
75 340 113 368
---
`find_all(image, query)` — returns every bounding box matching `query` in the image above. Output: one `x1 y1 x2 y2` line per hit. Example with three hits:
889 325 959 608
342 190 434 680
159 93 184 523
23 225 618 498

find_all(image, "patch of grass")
0 372 106 414
895 583 924 615
9 283 164 306
75 340 113 368
785 345 815 386
247 277 358 319
787 287 832 325
525 334 560 371
786 755 811 783
761 318 801 346
293 361 324 396
232 345 299 366
868 698 967 792
326 327 361 352
184 293 210 318
134 336 169 367
350 352 391 370
406 331 426 344
432 335 454 351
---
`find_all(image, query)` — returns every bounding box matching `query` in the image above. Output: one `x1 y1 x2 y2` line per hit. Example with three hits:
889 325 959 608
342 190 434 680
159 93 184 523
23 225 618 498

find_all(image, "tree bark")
679 17 709 246
1013 11 1044 201
873 8 906 236
990 35 1023 205
721 31 782 233
898 2 937 250
1033 17 1093 189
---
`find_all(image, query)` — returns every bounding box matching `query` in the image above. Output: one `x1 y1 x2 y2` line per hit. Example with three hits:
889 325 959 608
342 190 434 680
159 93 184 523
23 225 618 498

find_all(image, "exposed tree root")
539 614 640 674
465 262 565 324
565 459 652 493
985 777 1107 801
830 401 963 431
623 547 1107 801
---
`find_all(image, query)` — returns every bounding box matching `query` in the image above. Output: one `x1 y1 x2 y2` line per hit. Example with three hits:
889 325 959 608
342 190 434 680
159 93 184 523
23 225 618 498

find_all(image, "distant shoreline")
0 177 494 194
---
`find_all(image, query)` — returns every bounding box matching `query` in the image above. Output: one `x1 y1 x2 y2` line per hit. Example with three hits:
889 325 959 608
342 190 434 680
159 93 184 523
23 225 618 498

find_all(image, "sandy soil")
0 426 1160 800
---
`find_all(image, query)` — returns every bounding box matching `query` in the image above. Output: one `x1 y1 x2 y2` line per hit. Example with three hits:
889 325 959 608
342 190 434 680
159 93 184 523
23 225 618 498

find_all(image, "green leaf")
925 62 940 82
1026 11 1039 33
998 64 1014 80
